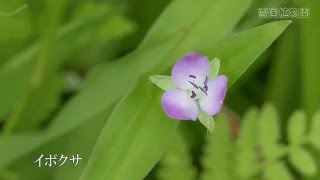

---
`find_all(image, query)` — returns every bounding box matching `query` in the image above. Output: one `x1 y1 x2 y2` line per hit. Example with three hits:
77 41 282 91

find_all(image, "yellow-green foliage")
158 104 320 180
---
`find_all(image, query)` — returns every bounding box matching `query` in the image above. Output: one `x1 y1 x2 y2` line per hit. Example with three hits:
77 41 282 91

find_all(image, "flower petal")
161 89 198 120
199 75 227 115
172 52 210 90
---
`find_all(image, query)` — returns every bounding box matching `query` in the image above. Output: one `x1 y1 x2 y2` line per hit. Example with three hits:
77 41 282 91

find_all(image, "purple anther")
203 76 208 91
199 86 208 95
189 75 197 79
189 81 199 89
190 91 197 98
204 76 208 86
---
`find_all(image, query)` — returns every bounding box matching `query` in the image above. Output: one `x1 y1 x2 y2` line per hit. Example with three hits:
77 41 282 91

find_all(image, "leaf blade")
203 20 291 86
79 77 179 180
264 161 293 180
149 75 175 91
209 57 220 78
198 109 215 132
309 111 320 150
287 110 307 144
289 147 317 176
200 116 235 180
157 132 197 180
258 104 280 148
236 108 259 178
0 33 185 169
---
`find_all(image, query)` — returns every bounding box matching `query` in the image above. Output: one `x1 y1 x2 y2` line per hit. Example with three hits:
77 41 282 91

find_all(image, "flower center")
187 75 208 100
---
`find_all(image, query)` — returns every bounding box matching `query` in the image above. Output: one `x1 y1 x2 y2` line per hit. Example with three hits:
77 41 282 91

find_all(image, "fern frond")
157 132 197 180
200 116 235 180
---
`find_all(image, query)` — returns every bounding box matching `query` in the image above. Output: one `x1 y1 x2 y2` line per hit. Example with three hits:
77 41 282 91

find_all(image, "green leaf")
68 13 136 65
309 110 320 150
202 20 292 87
1 0 254 172
301 0 320 115
0 4 129 120
1 0 66 134
0 33 184 169
78 19 290 179
93 13 136 44
0 13 291 177
235 108 259 178
236 151 258 179
51 110 110 180
0 169 19 180
47 32 185 133
300 11 319 179
237 107 258 148
79 77 179 180
139 0 253 73
139 0 253 50
264 161 293 180
267 24 300 119
257 104 285 162
287 110 307 144
14 73 63 131
157 132 197 180
0 60 35 119
3 109 110 180
200 116 235 180
258 104 280 148
149 75 175 91
209 57 220 78
263 144 286 161
198 109 215 132
298 10 319 178
289 147 317 176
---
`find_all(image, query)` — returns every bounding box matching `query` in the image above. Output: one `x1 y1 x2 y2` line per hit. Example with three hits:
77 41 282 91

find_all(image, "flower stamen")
189 81 199 89
204 76 208 86
189 75 196 79
191 91 196 98
199 86 208 95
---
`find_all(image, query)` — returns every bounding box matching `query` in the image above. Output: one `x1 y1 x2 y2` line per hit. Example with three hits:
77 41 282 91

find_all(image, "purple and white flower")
150 52 227 131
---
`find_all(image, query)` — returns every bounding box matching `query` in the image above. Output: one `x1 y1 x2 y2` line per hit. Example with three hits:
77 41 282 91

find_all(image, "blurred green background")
0 0 319 179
